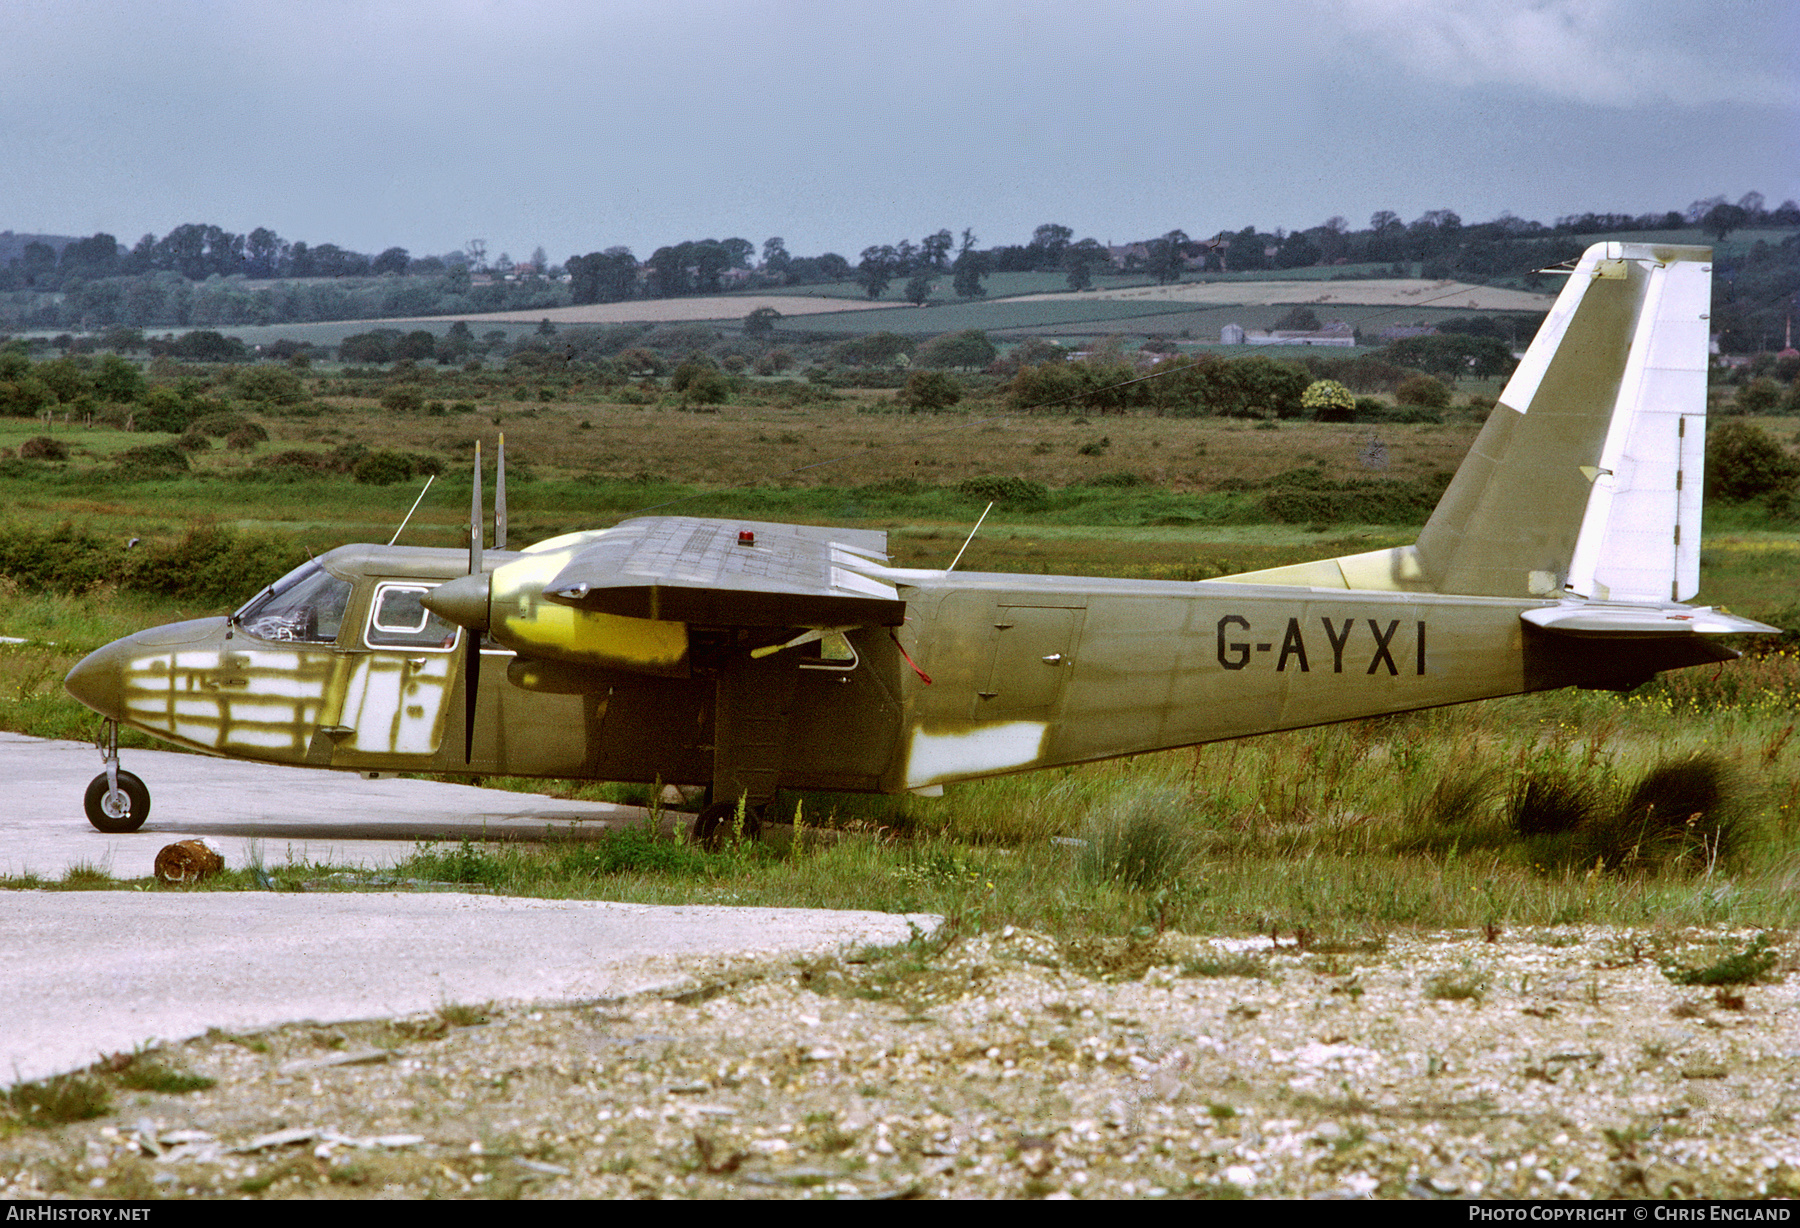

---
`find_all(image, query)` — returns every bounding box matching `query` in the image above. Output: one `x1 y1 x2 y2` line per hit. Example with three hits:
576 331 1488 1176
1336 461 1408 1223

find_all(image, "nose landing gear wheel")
84 771 150 833
689 801 763 850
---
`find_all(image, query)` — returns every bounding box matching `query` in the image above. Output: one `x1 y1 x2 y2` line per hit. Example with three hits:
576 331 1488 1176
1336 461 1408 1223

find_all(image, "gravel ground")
3 924 1795 1200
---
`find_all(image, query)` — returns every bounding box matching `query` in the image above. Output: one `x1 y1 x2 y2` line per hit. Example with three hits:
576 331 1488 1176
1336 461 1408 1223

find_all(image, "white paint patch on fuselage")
905 722 1049 789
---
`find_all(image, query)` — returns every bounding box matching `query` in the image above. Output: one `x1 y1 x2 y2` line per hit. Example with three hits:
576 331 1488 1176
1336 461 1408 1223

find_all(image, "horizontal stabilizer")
541 517 906 627
1522 604 1778 637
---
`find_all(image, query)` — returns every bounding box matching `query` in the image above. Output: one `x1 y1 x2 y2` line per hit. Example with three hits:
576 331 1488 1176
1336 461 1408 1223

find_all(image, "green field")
4 381 1798 943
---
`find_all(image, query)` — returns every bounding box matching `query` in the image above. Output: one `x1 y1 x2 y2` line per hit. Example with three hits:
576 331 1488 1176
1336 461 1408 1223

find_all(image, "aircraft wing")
538 516 906 627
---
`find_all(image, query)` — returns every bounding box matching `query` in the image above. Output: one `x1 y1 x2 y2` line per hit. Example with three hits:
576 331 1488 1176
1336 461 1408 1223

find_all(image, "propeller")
463 440 483 762
420 438 503 763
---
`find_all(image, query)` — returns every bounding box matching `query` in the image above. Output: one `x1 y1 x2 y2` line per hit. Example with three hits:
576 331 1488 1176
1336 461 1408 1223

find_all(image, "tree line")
4 190 1796 348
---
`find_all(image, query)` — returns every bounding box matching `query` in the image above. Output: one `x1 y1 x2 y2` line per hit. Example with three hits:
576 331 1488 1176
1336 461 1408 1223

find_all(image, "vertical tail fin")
1415 242 1712 601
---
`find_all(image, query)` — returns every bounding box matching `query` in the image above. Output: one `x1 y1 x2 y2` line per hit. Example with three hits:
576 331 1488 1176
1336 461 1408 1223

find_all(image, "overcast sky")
3 0 1795 263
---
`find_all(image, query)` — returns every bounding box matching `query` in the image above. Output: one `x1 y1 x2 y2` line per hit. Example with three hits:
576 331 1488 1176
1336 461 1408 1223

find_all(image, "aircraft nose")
422 573 491 632
64 637 130 719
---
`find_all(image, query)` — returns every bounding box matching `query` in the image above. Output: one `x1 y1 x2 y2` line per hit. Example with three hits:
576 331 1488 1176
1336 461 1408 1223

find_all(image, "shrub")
224 422 268 450
380 386 426 413
1082 470 1149 488
1735 377 1782 415
176 429 212 452
1708 421 1799 502
671 360 731 405
352 450 416 486
957 475 1049 507
232 366 307 405
134 387 197 433
1395 374 1451 408
915 329 998 370
17 436 67 461
898 370 962 411
114 442 189 478
1302 379 1356 421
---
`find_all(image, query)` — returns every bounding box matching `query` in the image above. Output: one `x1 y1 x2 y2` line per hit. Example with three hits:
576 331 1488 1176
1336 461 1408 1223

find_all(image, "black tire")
689 801 762 850
84 771 150 833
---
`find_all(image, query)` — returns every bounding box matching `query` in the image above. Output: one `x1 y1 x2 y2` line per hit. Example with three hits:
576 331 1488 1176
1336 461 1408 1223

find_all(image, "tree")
857 246 898 298
761 236 791 281
743 306 781 337
952 229 986 298
372 247 410 276
1063 239 1106 291
916 330 998 370
920 229 954 271
899 370 962 411
1028 224 1073 270
904 274 935 306
1147 229 1190 284
719 238 755 269
1702 203 1749 242
1274 231 1321 269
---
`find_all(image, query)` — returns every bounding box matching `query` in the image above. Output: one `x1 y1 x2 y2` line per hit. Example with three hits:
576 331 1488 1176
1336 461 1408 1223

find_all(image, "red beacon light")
737 530 756 546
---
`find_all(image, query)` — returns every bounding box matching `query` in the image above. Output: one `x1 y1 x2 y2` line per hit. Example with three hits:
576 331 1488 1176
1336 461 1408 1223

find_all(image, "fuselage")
66 538 1724 798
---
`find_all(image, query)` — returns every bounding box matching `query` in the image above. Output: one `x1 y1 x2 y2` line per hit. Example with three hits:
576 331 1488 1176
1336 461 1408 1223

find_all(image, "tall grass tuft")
1583 754 1743 873
1510 769 1607 837
1076 786 1197 891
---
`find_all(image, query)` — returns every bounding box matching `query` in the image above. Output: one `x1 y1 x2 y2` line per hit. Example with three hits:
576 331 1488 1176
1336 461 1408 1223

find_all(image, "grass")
2 1047 216 1133
5 385 1800 946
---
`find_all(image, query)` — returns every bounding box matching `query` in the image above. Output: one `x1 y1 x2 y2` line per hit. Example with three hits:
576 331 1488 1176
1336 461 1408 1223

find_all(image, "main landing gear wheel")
689 801 763 850
85 770 150 833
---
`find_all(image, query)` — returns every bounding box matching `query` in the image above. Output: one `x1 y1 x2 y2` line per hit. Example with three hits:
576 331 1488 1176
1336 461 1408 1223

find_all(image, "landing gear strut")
85 719 150 833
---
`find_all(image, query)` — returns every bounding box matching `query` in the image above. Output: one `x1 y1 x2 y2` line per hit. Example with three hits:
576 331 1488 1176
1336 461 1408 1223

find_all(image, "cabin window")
234 561 352 644
366 583 460 650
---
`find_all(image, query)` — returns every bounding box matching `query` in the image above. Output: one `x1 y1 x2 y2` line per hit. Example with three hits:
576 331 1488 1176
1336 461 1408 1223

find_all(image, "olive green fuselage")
66 542 1726 798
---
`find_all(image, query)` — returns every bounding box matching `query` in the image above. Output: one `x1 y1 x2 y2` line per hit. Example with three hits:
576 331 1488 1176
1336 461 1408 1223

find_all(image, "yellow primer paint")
491 549 688 671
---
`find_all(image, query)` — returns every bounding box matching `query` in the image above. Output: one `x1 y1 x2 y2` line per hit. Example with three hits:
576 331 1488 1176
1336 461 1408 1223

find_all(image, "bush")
915 330 998 370
957 475 1049 507
1735 377 1782 415
1395 374 1451 408
114 442 189 478
898 370 962 411
1302 379 1356 421
670 358 731 405
1510 770 1603 837
1708 420 1799 502
380 386 426 413
352 450 416 486
1258 469 1451 525
17 436 67 461
257 449 336 474
232 366 307 405
134 387 197 433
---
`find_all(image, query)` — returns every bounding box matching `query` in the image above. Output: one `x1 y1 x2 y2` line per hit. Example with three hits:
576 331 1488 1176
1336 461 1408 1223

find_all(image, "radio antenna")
946 501 994 573
387 474 435 546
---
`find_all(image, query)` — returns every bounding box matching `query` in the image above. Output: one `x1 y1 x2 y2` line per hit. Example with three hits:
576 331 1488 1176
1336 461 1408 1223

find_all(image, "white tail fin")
1413 241 1712 601
1221 242 1715 602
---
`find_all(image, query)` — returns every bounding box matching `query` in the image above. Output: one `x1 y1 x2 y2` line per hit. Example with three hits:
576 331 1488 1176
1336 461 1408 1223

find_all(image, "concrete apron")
0 735 939 1086
0 732 667 880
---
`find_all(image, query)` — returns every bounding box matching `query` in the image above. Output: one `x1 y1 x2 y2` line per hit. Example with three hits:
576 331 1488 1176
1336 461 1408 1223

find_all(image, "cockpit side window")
366 583 460 650
235 562 353 644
